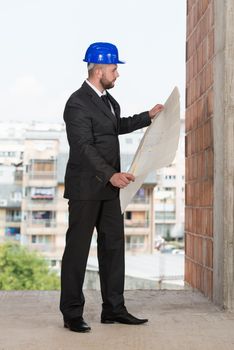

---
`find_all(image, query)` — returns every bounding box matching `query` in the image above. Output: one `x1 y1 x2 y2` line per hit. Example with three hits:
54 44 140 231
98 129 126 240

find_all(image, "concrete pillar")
213 0 234 309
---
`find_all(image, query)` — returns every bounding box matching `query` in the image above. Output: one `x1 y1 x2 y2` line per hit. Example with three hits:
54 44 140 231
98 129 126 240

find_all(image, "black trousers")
59 197 126 321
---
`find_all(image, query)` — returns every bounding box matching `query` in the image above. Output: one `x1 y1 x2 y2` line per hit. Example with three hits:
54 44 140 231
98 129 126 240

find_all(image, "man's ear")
96 66 103 79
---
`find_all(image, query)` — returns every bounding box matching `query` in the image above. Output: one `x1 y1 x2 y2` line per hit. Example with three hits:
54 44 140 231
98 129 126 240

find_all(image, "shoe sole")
101 319 148 325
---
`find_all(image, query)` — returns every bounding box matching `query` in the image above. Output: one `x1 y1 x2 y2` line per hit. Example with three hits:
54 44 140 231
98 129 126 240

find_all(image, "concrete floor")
1 290 234 350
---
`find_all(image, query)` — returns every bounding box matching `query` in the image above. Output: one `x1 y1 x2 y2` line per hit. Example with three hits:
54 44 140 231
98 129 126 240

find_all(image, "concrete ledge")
1 290 234 350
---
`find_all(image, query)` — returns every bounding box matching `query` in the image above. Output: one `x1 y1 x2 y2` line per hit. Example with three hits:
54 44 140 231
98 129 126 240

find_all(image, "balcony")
23 199 57 210
131 196 150 204
125 226 150 235
126 203 150 211
5 217 21 223
155 212 176 220
28 219 57 228
28 171 57 180
125 220 149 228
27 243 54 253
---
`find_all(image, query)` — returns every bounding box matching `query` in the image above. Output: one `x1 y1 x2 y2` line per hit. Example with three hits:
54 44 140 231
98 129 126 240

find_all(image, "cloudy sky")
0 0 186 123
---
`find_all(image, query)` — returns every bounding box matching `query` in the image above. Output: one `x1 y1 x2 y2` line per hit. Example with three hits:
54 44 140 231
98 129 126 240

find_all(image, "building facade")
0 123 158 265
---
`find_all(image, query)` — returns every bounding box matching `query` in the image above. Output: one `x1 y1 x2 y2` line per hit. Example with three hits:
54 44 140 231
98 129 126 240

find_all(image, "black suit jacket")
63 81 151 200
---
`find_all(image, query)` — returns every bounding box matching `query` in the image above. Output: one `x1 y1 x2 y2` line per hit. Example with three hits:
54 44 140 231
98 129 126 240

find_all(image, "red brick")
191 260 197 288
203 179 213 206
186 233 193 258
185 257 192 285
185 183 191 206
205 148 214 179
207 208 213 237
205 61 214 89
201 68 206 95
203 119 213 149
195 74 200 100
197 151 205 179
195 126 204 153
197 237 203 264
208 29 214 59
185 0 214 299
205 238 213 268
196 181 202 206
187 0 194 15
204 268 213 299
185 133 191 157
201 208 213 236
197 44 203 73
196 264 204 292
203 9 209 37
209 1 214 28
185 207 191 231
192 154 198 181
196 208 202 235
187 84 192 108
191 130 196 155
186 61 190 86
191 79 196 104
191 104 198 130
192 207 197 232
207 88 213 117
201 0 209 15
198 0 203 20
202 36 208 66
185 107 192 132
193 51 198 77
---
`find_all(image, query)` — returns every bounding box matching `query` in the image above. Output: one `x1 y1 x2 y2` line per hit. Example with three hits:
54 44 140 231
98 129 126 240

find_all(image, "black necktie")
101 95 111 111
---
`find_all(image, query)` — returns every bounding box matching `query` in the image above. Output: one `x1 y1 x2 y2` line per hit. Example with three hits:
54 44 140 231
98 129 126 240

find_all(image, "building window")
31 235 51 244
28 159 56 179
126 211 132 220
31 187 55 200
5 227 20 240
155 212 176 220
6 210 21 222
126 235 145 250
11 191 22 201
30 211 56 226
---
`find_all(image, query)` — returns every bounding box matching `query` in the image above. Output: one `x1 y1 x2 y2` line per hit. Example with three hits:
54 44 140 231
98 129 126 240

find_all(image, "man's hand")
109 172 135 189
149 104 164 119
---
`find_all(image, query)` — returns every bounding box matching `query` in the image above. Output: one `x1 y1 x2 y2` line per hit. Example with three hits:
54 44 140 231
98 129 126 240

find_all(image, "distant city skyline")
0 0 186 123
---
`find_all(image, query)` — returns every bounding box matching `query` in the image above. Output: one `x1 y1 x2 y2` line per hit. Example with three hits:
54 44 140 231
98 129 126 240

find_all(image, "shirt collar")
86 79 107 97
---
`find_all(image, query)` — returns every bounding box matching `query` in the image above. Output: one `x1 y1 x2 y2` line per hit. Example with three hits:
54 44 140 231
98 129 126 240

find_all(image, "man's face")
100 64 119 90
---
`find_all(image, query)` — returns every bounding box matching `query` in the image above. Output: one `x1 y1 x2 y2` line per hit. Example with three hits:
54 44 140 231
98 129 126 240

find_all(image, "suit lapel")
82 81 118 130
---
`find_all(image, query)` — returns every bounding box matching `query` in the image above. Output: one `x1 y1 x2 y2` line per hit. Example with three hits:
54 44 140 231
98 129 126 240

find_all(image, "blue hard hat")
83 42 125 64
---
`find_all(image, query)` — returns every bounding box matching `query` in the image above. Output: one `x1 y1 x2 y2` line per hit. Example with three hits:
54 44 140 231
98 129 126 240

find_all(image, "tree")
0 241 60 290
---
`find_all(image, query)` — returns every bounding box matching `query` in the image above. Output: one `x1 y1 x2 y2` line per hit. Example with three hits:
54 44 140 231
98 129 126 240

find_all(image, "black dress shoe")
101 312 148 325
64 316 91 333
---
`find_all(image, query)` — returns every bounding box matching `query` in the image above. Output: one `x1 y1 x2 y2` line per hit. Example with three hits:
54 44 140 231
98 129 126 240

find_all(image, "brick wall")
185 0 214 299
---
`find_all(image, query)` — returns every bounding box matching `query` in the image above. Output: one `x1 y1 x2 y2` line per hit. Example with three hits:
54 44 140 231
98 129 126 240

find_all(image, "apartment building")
0 122 156 266
119 119 185 244
154 118 185 240
20 131 60 261
0 132 24 243
119 131 156 254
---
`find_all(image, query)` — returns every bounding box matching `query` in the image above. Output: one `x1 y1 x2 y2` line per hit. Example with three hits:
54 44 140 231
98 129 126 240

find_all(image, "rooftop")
1 290 234 350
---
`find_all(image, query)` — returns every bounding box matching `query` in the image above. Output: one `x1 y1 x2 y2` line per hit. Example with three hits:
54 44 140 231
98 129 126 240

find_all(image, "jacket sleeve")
64 102 116 185
118 111 151 135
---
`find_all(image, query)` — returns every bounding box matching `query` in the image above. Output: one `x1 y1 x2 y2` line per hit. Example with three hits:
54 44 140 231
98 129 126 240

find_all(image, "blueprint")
120 87 180 213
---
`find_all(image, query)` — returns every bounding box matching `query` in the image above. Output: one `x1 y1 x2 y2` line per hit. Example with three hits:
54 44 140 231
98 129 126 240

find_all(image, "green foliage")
0 242 60 290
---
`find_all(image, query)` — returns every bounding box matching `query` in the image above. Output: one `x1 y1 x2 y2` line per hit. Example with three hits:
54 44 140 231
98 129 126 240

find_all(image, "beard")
100 77 115 90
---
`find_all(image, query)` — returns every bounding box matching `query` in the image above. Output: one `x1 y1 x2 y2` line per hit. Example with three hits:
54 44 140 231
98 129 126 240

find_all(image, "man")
60 42 164 333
